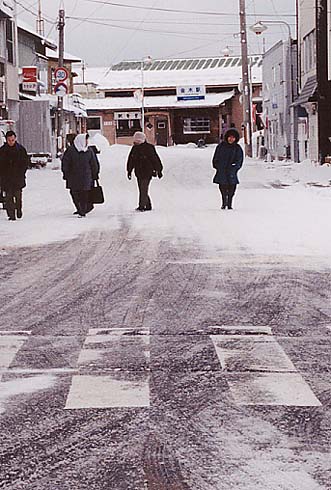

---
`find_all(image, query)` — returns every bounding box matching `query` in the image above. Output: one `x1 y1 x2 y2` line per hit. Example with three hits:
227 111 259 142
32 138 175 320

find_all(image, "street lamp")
250 20 291 40
140 56 152 131
250 20 294 158
250 21 292 88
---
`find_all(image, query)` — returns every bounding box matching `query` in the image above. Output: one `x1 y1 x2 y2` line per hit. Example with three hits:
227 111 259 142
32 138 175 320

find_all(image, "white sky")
17 0 296 67
1 141 331 265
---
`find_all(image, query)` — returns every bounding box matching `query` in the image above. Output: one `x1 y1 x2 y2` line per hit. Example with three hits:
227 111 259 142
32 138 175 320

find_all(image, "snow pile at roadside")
0 144 331 261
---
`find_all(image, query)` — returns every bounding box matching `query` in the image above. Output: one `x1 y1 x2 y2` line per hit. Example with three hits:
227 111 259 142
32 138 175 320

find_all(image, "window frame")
183 117 211 134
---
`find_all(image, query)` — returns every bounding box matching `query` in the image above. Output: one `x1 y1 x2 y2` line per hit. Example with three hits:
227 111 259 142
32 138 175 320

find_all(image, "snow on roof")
18 92 87 117
46 48 82 63
85 91 234 111
0 0 14 17
17 19 57 50
74 56 262 90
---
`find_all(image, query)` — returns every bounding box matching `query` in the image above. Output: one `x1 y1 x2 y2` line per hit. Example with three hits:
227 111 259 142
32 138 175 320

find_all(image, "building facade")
294 0 331 163
74 56 263 146
0 0 19 125
263 40 297 160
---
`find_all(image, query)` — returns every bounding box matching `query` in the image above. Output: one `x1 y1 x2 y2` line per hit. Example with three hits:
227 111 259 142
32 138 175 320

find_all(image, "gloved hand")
127 172 132 180
157 171 163 179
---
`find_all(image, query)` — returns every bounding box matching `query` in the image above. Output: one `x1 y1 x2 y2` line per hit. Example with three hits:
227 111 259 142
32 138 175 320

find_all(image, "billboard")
22 66 37 93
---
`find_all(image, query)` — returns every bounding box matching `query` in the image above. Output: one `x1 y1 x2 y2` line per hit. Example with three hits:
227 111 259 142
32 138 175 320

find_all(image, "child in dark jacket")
212 128 244 209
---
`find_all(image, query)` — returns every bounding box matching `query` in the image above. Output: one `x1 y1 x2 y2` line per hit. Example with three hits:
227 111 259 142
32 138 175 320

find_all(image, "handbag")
90 179 104 204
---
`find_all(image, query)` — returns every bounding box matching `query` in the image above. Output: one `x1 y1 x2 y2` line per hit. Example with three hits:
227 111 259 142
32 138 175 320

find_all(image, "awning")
84 91 235 111
292 75 317 106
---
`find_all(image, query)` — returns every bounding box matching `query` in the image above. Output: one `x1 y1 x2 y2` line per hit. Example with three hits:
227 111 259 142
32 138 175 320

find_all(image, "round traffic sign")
54 81 68 97
54 66 69 82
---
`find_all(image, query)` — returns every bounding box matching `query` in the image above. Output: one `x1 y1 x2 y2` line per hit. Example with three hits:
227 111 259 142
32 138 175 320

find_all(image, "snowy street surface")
1 144 331 489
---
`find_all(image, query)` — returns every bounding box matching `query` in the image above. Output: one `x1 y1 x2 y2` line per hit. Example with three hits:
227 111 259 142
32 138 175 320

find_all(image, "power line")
67 16 244 26
66 17 223 39
81 0 296 17
16 0 55 23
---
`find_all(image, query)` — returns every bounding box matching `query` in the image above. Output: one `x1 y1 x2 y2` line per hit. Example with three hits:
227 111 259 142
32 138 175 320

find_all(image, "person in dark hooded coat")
212 128 244 209
61 133 99 217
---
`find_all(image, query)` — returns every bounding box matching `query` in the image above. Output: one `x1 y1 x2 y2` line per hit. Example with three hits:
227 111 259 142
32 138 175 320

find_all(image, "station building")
74 55 263 146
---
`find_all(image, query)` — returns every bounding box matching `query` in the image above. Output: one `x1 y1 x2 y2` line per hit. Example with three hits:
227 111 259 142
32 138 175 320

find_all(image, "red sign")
54 81 68 97
54 67 69 82
22 66 37 83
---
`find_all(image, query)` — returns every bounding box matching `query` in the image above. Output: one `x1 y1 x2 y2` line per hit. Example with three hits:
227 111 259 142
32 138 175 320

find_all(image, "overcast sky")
18 0 296 67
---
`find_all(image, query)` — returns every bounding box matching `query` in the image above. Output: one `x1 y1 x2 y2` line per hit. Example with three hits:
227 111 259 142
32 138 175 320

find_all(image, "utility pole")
56 8 65 156
239 0 252 157
36 0 44 37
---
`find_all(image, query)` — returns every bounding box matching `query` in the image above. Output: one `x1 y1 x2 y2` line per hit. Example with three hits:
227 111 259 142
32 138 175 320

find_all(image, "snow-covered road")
1 144 331 260
1 145 331 490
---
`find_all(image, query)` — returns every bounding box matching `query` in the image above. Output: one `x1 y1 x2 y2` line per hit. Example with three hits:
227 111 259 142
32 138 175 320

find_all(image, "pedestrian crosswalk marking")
0 331 31 371
227 372 321 407
210 328 322 407
65 327 150 410
212 335 296 372
208 325 272 335
65 375 150 409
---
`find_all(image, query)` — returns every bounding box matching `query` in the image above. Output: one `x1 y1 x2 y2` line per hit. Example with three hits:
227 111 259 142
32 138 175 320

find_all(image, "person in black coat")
0 131 29 221
212 128 244 210
61 133 99 217
127 131 163 211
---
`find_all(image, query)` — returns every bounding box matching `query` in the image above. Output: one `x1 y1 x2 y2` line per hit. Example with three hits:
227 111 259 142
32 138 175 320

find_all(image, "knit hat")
133 131 146 144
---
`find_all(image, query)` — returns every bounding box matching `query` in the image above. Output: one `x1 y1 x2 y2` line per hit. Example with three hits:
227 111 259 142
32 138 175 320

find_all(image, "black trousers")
219 184 237 208
5 189 22 219
70 190 90 216
137 177 152 210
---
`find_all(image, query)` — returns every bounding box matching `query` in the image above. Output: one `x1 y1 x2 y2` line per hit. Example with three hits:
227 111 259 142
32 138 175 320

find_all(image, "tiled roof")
111 56 262 72
74 55 263 90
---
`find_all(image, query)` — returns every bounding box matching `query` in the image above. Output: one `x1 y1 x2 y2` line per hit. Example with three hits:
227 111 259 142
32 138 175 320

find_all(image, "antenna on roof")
36 0 45 37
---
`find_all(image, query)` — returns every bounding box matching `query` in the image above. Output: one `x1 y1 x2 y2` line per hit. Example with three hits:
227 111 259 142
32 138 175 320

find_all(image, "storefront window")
87 117 101 130
116 119 141 136
183 117 210 134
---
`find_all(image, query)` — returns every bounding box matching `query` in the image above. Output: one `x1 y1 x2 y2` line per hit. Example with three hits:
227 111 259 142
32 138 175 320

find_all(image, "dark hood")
224 128 240 143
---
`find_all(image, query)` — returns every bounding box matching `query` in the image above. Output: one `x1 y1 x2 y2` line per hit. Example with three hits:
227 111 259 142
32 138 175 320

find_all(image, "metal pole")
239 0 252 157
56 8 65 156
141 60 145 131
36 0 45 37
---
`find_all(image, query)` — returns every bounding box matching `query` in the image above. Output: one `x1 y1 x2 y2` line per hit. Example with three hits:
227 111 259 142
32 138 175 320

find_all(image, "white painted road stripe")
210 329 322 406
65 327 150 409
212 336 296 372
65 375 150 409
0 332 31 370
228 373 322 407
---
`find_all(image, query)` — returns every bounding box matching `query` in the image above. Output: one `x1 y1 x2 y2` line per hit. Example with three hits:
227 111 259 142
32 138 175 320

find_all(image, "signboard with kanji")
176 85 206 101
